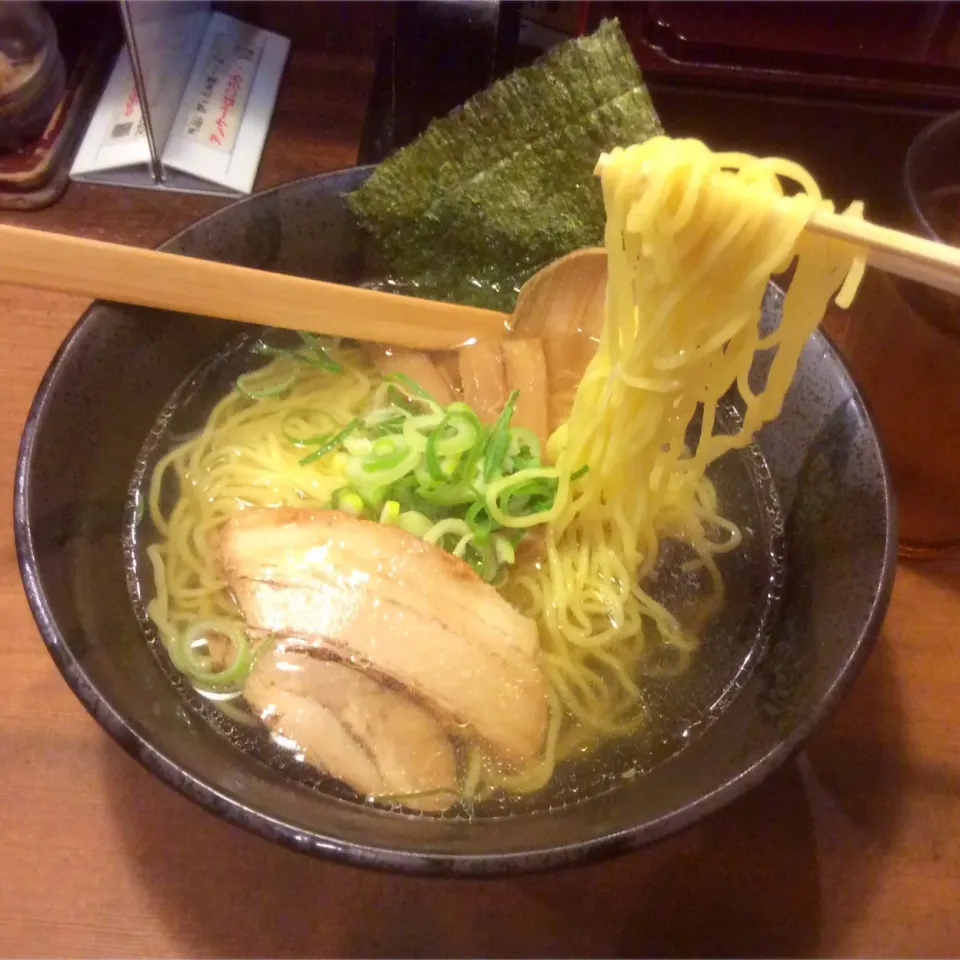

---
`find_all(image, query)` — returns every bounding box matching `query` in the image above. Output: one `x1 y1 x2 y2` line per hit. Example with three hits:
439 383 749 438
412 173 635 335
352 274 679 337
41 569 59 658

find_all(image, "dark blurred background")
218 0 960 224
22 0 960 223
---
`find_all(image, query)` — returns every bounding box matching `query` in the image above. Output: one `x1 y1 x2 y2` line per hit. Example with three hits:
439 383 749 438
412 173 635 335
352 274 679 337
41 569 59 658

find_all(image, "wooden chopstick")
4 207 952 356
806 211 960 298
0 224 509 350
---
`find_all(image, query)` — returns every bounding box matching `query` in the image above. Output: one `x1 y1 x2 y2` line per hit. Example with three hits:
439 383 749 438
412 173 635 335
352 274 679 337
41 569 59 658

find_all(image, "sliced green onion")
452 423 489 485
352 483 387 513
424 518 472 546
464 500 497 545
236 355 300 399
402 411 443 453
395 510 434 537
416 481 478 506
483 389 520 481
463 539 498 582
379 500 401 524
297 331 342 372
299 419 359 466
343 435 373 457
413 462 435 489
385 372 436 404
509 478 556 502
385 474 424 513
364 407 408 434
424 415 479 480
299 386 562 572
179 619 251 686
364 436 411 472
494 535 515 565
453 532 475 558
446 402 482 421
340 492 366 515
434 410 482 459
331 486 367 515
423 409 482 483
570 464 590 481
285 429 330 448
424 430 446 482
485 467 561 528
507 426 541 465
348 445 421 488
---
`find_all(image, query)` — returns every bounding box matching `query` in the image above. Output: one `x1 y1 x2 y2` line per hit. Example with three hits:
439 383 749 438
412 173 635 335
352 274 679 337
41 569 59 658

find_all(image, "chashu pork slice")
363 345 457 405
221 508 548 767
244 645 457 812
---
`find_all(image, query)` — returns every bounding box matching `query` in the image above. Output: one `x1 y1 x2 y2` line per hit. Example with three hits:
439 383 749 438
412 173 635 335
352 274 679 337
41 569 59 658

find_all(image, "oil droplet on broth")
122 336 786 819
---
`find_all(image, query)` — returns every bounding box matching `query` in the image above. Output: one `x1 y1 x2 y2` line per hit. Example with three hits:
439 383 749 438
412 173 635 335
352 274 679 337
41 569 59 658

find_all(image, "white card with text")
70 10 289 196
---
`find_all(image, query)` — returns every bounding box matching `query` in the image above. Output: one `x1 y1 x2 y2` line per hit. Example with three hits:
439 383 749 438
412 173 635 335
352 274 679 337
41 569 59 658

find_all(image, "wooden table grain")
2 47 960 960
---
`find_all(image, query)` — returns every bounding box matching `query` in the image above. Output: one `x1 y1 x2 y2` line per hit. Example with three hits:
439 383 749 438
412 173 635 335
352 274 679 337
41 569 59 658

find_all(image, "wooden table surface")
2 46 960 960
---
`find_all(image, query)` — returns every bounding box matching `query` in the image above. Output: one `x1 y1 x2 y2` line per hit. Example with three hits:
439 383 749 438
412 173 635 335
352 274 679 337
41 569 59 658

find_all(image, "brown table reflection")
1 22 959 960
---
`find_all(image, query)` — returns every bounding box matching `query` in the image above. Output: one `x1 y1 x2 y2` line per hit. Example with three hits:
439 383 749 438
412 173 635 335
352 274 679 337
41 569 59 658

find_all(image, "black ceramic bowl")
15 167 896 875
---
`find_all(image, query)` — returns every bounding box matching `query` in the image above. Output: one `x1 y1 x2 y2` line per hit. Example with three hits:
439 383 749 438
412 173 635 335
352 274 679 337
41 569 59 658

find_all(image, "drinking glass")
832 111 960 558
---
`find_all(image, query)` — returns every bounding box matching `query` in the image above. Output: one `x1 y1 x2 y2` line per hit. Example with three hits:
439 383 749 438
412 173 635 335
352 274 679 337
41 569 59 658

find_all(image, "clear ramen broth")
123 331 786 819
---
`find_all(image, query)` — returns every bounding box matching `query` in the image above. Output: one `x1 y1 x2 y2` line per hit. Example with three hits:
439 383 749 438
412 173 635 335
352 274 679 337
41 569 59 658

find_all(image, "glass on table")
832 110 960 558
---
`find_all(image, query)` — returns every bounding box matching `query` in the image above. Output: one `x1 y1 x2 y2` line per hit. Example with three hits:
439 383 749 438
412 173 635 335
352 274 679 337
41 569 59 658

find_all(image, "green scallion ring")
178 619 252 686
485 467 563 528
395 510 434 538
236 355 300 399
423 517 473 545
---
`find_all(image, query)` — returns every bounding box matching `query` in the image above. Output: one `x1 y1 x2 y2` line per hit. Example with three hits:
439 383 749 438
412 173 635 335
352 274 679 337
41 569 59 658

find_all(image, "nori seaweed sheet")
348 19 663 312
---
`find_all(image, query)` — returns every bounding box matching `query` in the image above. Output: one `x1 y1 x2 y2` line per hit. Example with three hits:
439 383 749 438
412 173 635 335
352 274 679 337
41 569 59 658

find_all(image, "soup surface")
119 136 869 818
123 332 786 818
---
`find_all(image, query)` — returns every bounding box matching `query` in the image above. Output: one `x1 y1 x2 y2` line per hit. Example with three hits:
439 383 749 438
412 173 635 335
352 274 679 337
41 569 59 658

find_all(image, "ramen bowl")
14 167 896 875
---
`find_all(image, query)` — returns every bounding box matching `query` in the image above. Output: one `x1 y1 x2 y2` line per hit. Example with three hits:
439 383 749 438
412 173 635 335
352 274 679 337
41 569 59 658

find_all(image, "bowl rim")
13 165 899 876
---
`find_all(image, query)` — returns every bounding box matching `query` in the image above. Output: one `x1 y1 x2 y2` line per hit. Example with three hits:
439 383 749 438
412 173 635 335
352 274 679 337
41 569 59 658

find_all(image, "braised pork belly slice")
363 345 457 404
458 341 507 422
244 645 457 812
221 508 548 767
502 339 549 449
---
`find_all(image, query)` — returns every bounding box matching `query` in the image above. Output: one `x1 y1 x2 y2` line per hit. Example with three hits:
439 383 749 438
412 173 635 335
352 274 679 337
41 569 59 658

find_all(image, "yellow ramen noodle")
490 137 865 791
